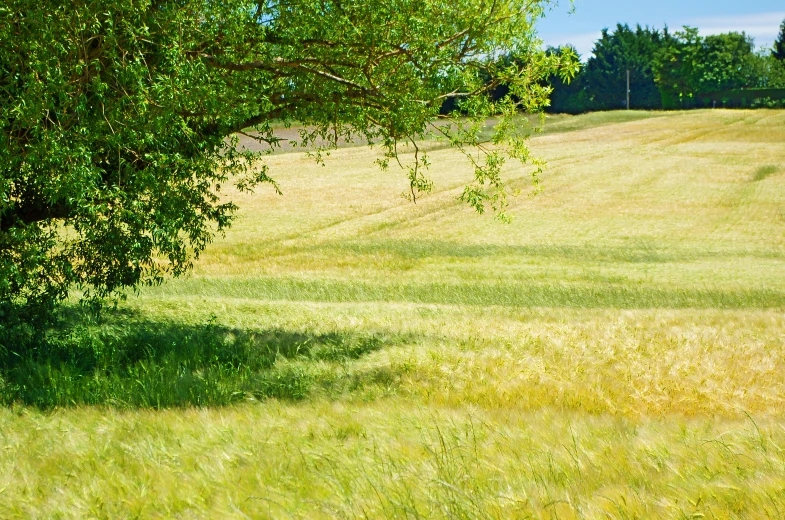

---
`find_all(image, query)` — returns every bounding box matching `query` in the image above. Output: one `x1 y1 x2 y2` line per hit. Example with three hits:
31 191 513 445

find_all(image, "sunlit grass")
2 109 785 518
2 401 785 518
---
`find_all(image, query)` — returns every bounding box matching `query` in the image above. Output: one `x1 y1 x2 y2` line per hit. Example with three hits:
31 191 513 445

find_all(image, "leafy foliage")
748 51 785 89
774 19 785 62
0 0 575 326
581 24 669 111
545 25 671 114
547 24 785 113
653 28 759 107
543 45 589 114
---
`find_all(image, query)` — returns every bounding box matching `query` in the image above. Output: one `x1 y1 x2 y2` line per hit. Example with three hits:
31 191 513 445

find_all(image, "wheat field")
1 109 785 518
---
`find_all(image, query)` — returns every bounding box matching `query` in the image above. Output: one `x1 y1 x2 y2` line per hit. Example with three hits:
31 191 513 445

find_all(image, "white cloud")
541 31 602 59
539 11 785 60
687 11 785 47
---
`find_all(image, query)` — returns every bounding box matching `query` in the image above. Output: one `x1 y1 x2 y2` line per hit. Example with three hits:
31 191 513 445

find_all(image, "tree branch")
200 54 381 97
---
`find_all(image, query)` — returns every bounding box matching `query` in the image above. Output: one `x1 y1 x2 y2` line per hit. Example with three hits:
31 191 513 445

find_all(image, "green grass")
537 110 672 135
149 275 785 308
2 109 785 518
752 164 781 181
0 313 403 408
3 403 785 518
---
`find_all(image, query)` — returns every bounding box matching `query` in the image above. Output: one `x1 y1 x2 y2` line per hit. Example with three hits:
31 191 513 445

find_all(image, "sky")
537 0 785 59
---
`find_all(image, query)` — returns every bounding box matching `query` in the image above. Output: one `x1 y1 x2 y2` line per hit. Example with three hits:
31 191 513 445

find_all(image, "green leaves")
653 28 760 106
0 0 569 322
772 19 785 62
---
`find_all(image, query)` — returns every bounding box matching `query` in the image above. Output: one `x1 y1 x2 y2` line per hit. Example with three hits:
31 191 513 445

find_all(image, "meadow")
1 109 785 518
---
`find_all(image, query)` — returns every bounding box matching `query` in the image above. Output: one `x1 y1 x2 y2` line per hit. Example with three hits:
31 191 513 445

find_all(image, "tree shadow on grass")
0 308 406 409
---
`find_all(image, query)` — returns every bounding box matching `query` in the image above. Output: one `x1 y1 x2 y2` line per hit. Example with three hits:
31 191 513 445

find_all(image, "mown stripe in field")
149 277 785 309
300 239 785 263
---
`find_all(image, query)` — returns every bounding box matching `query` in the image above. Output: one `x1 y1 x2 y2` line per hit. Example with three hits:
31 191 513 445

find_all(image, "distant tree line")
543 20 785 113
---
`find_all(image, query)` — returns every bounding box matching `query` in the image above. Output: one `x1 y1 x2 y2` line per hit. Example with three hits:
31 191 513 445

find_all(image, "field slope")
2 110 785 518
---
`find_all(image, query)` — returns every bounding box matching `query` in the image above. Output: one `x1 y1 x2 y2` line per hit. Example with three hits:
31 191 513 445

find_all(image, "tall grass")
0 310 404 408
149 275 785 308
2 109 785 517
2 402 785 518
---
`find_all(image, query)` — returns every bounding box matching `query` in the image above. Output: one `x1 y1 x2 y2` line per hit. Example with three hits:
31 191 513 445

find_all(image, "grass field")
2 109 785 518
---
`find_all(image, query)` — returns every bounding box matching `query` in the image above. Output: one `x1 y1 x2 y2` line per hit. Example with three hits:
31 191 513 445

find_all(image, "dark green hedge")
663 88 785 109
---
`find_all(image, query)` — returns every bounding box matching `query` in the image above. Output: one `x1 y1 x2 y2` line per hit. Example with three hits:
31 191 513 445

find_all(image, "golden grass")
2 401 785 518
3 109 785 517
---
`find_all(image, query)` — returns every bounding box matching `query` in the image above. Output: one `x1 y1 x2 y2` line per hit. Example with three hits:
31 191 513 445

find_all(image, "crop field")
1 110 785 518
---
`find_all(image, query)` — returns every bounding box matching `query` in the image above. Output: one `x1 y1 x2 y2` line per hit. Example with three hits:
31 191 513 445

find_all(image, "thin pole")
626 70 630 110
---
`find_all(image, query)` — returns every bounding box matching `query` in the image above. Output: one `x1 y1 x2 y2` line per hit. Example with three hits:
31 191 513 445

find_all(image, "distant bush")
698 88 785 109
752 97 785 108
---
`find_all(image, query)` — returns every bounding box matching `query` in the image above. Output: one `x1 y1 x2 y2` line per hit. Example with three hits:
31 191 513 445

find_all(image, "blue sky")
537 0 785 58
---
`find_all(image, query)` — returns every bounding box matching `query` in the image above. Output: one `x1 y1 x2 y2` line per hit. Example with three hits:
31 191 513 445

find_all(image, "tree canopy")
543 45 588 114
581 24 667 111
0 0 575 326
774 19 785 62
546 24 785 113
653 28 759 107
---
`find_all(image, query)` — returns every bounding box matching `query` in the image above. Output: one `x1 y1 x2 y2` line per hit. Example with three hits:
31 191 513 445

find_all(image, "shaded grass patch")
0 312 405 408
752 164 781 181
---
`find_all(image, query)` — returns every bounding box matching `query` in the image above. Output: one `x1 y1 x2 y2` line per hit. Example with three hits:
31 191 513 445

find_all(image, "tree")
580 24 670 111
0 0 575 327
748 50 785 89
697 32 758 92
653 28 758 107
774 19 785 62
543 45 589 114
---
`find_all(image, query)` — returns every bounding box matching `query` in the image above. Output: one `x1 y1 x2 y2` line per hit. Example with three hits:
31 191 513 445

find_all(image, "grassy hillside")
2 110 785 518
